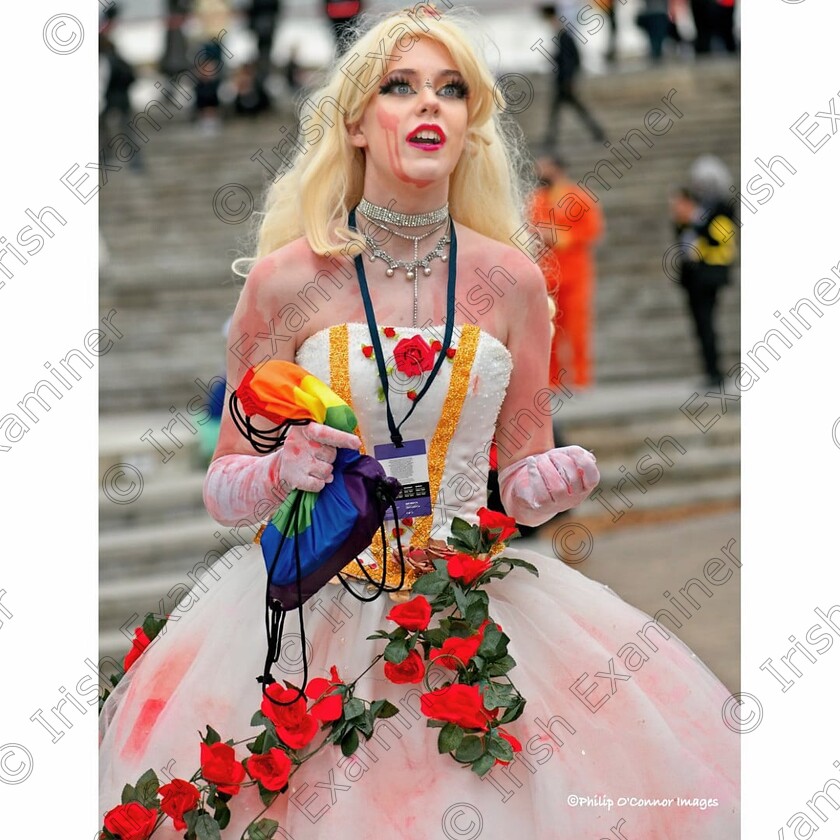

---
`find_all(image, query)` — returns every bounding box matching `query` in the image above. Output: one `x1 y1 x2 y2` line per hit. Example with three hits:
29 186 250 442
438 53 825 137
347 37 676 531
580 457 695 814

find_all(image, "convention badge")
373 438 432 519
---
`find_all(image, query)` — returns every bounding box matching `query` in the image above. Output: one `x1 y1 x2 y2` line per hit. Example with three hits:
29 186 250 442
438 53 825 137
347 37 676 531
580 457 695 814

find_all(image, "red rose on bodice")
102 802 158 840
199 742 246 795
420 683 499 731
158 779 199 830
393 335 435 377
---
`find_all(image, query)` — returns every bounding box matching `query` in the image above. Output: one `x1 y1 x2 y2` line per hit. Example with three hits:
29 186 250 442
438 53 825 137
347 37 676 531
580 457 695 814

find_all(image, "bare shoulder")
456 223 546 295
243 236 323 304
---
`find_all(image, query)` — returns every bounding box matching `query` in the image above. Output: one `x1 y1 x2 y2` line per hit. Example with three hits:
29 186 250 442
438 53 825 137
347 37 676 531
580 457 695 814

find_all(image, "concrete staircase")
99 57 740 658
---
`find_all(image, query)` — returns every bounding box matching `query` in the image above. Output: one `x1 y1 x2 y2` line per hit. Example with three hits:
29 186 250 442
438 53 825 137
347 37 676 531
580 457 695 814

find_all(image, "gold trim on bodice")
332 323 481 590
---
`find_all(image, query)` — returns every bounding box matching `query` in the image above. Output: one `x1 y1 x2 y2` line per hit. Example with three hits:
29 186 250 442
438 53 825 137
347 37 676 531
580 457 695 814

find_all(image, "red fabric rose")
495 728 523 765
446 347 456 359
420 684 498 731
158 779 199 831
430 634 482 670
261 684 308 729
383 326 397 338
386 596 432 631
200 742 246 795
103 802 158 840
393 335 435 377
406 390 418 401
477 506 518 542
123 627 151 672
384 649 426 684
361 344 373 358
447 553 492 585
246 747 293 791
305 675 343 723
401 517 414 526
430 339 442 352
277 713 319 750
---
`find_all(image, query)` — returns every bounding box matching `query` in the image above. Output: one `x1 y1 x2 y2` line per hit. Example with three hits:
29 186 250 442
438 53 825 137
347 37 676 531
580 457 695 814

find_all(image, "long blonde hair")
238 5 530 272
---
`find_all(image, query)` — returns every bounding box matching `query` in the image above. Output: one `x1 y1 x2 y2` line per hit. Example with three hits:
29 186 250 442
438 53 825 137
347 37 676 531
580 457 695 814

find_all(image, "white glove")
497 445 600 527
202 422 361 526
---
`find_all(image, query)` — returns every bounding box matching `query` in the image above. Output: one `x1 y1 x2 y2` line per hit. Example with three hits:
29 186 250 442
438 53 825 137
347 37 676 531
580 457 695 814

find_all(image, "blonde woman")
100 8 738 837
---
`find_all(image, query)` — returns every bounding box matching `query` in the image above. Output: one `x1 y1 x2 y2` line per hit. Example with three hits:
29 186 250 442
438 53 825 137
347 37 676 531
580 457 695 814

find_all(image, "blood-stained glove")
203 422 362 526
497 445 599 527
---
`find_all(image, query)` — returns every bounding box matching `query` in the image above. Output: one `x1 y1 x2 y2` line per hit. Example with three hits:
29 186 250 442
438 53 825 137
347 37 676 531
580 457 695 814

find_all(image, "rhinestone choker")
357 197 449 228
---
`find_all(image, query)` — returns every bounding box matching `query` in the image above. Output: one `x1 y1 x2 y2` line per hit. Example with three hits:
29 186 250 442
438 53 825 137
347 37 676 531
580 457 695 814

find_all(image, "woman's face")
347 38 470 196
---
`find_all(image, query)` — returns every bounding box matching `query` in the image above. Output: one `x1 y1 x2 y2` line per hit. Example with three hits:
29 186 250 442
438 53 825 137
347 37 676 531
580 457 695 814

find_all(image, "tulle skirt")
99 542 739 838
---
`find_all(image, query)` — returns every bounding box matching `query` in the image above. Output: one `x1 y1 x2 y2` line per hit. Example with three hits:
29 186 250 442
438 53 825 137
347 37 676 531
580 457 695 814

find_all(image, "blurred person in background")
324 0 363 56
232 61 272 116
160 0 193 76
670 154 737 387
193 0 232 134
539 3 607 147
635 0 671 63
245 0 281 90
531 153 604 391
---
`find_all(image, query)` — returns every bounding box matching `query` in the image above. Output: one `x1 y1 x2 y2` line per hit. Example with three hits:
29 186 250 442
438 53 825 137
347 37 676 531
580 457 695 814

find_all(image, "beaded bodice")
295 322 513 586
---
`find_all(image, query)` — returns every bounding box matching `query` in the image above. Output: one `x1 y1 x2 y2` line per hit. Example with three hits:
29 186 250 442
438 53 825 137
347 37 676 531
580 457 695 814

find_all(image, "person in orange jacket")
530 154 604 390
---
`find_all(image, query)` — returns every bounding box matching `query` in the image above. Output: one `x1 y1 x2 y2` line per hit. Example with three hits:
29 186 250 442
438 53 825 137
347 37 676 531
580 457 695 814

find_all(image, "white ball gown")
99 322 740 838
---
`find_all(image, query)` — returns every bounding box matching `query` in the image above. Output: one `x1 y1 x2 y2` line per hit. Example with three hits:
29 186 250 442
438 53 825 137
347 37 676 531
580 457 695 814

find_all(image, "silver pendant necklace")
356 200 452 327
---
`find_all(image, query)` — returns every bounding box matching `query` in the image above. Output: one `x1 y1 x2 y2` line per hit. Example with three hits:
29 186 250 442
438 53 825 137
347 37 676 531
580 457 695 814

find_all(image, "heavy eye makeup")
378 73 470 99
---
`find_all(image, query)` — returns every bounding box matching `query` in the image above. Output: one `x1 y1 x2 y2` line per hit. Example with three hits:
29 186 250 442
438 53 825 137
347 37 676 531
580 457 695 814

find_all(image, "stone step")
100 471 207 531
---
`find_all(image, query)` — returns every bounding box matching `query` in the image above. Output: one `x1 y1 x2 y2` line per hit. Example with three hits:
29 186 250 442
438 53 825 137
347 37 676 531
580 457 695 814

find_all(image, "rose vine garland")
99 508 536 840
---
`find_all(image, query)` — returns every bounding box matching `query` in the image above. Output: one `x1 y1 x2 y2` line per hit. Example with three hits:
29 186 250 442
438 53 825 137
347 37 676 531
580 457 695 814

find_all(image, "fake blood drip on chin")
377 105 434 189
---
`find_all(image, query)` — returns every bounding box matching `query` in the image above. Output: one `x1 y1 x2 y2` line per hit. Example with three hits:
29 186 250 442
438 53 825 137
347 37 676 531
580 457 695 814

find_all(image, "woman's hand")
497 445 600 527
278 422 362 492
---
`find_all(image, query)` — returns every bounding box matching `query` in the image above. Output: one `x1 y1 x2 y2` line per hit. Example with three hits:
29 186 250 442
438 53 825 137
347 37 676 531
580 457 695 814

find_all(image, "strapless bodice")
295 322 513 549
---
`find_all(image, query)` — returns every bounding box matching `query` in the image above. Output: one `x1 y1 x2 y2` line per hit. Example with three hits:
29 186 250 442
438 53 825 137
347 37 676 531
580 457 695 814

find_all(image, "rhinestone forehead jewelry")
357 197 449 228
423 78 434 90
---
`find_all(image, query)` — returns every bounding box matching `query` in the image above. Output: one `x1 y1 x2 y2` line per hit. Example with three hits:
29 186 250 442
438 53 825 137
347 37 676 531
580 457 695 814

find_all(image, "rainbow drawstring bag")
228 360 406 701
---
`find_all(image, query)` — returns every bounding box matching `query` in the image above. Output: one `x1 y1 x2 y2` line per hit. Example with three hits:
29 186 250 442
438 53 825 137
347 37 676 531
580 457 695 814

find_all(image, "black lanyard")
348 207 458 448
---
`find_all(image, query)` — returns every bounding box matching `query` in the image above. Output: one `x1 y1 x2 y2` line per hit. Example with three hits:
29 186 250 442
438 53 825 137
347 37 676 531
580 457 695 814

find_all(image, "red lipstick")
406 123 446 151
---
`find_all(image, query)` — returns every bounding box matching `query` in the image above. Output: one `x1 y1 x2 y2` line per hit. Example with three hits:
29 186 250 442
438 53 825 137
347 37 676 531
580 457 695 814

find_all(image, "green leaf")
341 727 360 757
384 638 409 664
487 654 517 676
437 723 465 754
471 752 496 776
388 627 409 640
498 697 526 724
259 785 277 807
365 631 391 641
450 516 473 535
465 597 489 628
203 725 221 746
487 734 514 762
452 584 469 616
425 719 447 728
344 698 365 720
250 710 271 728
477 626 508 661
411 573 448 597
454 735 484 762
120 783 136 805
357 709 375 738
142 613 167 641
214 799 231 830
422 628 447 647
373 699 400 719
135 769 160 808
248 818 280 840
247 731 265 755
505 557 540 576
482 682 516 710
195 813 222 840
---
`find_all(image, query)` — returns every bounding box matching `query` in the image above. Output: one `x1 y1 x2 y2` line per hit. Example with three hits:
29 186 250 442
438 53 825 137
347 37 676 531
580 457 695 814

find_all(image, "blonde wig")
239 5 531 273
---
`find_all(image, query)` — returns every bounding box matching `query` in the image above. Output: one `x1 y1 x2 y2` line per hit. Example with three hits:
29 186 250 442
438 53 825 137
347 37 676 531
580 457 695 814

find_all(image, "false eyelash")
443 79 470 98
379 75 413 94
